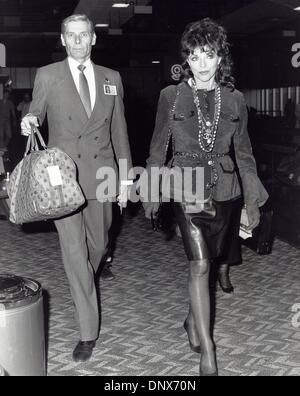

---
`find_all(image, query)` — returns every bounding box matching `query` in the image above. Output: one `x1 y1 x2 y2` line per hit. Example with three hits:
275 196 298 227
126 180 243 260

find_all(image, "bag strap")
162 85 180 167
24 125 47 157
24 131 36 156
31 125 47 149
158 86 180 205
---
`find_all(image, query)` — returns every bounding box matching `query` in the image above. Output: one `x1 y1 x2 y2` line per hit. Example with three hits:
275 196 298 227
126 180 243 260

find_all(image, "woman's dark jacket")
146 81 268 206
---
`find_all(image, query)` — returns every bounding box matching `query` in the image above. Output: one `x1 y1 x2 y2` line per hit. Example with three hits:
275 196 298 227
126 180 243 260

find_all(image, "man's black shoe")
72 340 96 362
100 263 115 280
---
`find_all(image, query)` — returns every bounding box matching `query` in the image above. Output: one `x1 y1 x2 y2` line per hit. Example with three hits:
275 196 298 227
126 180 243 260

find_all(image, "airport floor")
0 208 299 376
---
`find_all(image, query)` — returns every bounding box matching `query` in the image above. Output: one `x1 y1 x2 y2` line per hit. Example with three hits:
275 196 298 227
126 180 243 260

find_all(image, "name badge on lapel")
104 84 117 96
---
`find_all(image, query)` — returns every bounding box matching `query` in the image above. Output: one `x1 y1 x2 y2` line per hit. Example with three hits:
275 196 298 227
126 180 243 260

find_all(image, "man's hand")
21 114 39 136
117 182 133 212
246 202 261 231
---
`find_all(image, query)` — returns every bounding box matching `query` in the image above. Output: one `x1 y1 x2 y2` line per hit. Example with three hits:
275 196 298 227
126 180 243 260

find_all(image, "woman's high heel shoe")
199 350 218 376
199 369 219 376
183 320 201 354
218 269 234 294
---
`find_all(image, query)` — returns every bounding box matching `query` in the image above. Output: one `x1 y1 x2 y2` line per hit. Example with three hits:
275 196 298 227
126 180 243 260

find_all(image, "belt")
174 151 229 159
173 151 230 189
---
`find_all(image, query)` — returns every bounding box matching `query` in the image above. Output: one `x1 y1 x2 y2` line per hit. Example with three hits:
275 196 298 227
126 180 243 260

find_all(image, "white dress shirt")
68 57 96 111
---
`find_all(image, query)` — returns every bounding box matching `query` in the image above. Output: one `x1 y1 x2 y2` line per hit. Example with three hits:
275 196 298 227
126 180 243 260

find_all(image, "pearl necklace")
191 79 221 153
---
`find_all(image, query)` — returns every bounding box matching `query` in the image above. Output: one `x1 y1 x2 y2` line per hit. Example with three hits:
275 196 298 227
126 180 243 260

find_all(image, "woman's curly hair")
180 18 235 89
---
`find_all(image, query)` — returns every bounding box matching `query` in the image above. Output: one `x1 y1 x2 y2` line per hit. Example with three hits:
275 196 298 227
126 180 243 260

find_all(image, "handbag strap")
24 131 37 156
162 85 180 167
31 125 47 149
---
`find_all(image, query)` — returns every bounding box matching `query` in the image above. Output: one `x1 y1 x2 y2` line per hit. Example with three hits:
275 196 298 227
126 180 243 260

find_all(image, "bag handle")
31 125 47 149
24 130 36 156
24 125 47 157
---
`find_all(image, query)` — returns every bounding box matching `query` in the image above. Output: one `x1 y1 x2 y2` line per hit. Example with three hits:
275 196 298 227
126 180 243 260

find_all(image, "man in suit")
21 14 132 362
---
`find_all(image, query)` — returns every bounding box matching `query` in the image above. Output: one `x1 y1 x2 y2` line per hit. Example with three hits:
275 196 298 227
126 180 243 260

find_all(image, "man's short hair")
61 14 95 34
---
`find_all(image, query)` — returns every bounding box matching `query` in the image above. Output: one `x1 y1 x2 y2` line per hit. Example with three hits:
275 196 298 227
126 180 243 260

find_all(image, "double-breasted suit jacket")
29 59 132 199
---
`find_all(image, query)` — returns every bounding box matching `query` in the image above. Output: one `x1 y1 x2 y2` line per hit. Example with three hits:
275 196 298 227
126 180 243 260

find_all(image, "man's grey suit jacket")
29 59 132 199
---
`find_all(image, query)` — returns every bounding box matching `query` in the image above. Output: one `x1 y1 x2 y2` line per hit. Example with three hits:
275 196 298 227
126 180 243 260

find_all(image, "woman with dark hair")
143 18 268 376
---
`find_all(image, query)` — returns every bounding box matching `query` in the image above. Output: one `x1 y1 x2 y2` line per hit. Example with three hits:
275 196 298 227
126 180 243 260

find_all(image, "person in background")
143 18 268 376
21 14 132 363
0 91 16 150
17 92 32 120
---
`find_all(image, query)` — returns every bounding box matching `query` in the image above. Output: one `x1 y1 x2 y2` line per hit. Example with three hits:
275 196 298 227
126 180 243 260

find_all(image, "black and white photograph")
0 0 299 378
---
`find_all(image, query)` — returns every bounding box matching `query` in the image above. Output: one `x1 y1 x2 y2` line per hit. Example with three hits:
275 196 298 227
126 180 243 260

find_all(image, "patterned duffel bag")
7 127 85 224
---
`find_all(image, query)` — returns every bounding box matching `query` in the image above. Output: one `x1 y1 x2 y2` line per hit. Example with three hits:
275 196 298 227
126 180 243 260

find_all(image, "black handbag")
151 202 175 233
242 206 274 255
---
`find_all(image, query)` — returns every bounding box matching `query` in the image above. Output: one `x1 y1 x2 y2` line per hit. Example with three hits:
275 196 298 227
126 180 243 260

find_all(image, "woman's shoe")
218 270 234 294
200 369 218 376
183 320 201 353
199 349 218 376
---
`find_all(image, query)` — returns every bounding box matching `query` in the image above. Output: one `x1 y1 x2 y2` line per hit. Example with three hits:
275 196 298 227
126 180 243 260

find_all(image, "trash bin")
0 363 6 376
0 274 46 376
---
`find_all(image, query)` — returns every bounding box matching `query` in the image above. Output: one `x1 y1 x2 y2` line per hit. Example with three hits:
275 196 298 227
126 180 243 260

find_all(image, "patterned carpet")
0 208 299 377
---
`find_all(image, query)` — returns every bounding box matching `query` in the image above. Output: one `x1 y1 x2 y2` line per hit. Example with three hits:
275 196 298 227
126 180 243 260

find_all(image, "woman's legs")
218 263 234 293
184 307 201 353
217 198 243 293
172 202 218 375
188 259 217 375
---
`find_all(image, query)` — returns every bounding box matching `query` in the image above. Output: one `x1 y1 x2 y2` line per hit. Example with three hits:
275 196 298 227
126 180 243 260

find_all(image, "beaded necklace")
191 79 221 153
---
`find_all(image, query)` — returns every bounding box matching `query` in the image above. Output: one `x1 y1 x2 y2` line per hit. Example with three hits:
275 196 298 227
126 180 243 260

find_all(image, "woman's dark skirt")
172 198 242 263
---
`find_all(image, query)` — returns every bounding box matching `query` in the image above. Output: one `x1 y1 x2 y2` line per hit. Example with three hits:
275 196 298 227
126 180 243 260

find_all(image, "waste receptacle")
0 274 45 376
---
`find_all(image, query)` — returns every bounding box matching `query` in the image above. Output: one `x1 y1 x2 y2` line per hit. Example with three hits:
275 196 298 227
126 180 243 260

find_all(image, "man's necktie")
78 64 92 118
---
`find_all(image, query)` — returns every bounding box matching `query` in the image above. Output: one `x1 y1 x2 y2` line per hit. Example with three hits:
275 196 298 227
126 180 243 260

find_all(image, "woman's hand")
246 202 261 231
